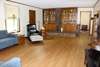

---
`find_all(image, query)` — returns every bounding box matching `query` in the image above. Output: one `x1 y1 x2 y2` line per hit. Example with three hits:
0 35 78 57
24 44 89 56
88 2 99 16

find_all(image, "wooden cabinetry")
61 23 77 33
61 8 77 24
45 23 57 32
19 35 25 45
61 8 77 33
43 9 56 24
43 8 78 33
43 9 57 32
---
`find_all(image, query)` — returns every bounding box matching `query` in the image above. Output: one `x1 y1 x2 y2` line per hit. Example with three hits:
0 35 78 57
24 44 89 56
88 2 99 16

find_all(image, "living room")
0 0 100 67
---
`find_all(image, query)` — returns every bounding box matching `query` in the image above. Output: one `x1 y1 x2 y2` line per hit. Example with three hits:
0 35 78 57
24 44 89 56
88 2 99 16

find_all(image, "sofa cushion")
0 35 8 39
0 30 8 39
0 37 18 49
0 37 17 44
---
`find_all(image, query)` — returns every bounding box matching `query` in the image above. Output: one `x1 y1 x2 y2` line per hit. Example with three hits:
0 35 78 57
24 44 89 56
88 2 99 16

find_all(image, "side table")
41 29 47 38
18 35 25 45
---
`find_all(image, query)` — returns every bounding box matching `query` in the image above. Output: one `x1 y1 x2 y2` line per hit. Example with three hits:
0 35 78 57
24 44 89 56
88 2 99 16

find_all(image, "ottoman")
30 35 43 41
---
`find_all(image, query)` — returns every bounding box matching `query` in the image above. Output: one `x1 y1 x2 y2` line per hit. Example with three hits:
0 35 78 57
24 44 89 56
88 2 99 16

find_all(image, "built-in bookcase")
43 8 78 34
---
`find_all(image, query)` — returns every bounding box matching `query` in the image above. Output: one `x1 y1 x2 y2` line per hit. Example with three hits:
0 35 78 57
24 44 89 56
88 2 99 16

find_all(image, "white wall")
5 1 43 37
94 0 100 12
77 8 94 24
0 0 6 30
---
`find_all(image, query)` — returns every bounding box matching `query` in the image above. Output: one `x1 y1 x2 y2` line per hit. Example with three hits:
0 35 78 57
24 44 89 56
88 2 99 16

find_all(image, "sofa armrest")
0 57 21 67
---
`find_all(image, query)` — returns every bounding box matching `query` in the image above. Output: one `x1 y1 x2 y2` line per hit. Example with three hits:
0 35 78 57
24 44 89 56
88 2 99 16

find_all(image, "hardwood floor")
0 33 90 67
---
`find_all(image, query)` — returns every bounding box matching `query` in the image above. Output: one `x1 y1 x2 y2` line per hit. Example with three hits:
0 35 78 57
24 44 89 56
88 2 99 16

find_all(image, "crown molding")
6 0 42 9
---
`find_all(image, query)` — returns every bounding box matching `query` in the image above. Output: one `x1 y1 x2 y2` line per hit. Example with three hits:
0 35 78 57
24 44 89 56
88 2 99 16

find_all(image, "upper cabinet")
43 8 77 24
61 8 77 24
43 9 56 24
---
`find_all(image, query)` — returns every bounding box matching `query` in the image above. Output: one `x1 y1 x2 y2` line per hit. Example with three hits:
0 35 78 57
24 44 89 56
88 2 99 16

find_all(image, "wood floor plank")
0 33 90 67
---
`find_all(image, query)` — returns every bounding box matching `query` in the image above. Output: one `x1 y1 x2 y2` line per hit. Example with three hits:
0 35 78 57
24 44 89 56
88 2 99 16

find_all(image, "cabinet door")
68 24 76 32
45 23 57 32
62 23 76 32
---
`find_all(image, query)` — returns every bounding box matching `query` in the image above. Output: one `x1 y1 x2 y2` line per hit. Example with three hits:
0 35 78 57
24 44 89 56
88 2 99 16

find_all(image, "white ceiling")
9 0 98 8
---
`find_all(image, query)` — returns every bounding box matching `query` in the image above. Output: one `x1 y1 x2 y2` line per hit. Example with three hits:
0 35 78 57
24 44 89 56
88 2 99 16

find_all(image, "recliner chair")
27 24 43 42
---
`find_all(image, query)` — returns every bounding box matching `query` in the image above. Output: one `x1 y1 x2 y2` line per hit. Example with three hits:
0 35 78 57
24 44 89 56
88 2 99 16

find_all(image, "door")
29 10 36 24
80 11 91 31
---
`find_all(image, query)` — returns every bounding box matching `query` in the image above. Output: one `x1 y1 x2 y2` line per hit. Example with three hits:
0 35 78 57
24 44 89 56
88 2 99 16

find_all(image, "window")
5 4 20 33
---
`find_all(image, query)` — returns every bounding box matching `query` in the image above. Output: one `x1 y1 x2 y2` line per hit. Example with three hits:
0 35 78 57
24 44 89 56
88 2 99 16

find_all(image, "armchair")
27 24 43 42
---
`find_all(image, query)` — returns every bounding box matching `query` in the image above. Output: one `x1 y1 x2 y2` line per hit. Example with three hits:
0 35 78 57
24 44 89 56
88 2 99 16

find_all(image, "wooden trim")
6 0 42 9
43 10 45 25
93 0 100 8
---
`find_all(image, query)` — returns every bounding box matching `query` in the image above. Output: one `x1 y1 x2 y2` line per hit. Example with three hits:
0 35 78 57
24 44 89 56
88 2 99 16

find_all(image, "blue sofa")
0 57 21 67
0 30 18 50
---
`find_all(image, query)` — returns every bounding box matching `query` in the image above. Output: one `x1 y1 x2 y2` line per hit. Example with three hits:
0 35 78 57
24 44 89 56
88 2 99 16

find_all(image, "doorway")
80 11 91 31
29 10 36 25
